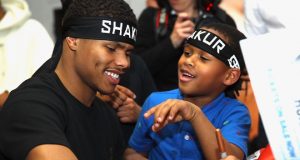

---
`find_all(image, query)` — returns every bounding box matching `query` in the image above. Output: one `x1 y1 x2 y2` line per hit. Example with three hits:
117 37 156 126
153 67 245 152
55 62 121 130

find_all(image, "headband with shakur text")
186 29 240 69
62 17 137 46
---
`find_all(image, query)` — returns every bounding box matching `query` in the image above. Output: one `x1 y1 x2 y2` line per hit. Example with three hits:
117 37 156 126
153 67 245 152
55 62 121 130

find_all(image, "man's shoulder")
8 73 63 103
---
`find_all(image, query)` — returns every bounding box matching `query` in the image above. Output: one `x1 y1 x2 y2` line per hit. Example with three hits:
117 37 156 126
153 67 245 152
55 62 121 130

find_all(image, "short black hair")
200 23 247 98
63 0 137 26
33 0 136 77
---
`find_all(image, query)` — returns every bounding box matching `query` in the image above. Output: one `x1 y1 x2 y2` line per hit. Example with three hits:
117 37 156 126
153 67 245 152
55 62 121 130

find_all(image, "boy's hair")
201 23 247 98
63 0 137 27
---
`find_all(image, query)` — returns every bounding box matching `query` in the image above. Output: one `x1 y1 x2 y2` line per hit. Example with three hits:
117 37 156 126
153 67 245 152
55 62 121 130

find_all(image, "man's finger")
118 103 134 111
120 116 132 123
114 89 128 102
116 85 136 99
117 110 131 117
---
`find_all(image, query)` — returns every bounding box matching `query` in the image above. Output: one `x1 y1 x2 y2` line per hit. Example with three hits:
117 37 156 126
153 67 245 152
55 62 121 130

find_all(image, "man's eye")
126 51 132 57
106 45 116 52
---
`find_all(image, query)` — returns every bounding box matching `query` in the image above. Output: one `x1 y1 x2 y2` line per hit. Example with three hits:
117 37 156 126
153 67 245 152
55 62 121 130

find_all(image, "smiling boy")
125 23 251 160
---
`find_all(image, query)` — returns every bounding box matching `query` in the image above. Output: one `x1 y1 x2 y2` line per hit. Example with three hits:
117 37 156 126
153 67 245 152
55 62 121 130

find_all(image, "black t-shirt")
0 73 124 160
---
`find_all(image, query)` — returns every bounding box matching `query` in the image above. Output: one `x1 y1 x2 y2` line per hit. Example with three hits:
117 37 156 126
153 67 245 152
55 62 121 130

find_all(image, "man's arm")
26 144 78 160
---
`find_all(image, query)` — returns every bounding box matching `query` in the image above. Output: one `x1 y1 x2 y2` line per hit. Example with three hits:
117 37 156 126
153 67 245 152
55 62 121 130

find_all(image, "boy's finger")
152 118 170 132
156 101 174 123
144 106 157 118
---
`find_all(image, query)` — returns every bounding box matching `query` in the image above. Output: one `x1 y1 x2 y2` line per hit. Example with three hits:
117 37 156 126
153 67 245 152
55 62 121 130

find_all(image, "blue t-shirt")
129 89 251 160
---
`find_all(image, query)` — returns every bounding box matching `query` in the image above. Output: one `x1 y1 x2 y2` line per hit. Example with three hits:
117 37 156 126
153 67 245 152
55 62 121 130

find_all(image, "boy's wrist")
189 106 201 124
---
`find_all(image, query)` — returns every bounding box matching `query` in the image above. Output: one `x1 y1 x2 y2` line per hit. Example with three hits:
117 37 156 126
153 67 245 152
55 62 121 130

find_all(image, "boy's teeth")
183 72 194 78
105 71 119 79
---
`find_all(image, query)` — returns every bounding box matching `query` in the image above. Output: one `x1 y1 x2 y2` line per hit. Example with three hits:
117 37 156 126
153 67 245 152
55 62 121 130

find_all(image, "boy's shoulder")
221 96 249 115
149 89 181 99
143 89 182 108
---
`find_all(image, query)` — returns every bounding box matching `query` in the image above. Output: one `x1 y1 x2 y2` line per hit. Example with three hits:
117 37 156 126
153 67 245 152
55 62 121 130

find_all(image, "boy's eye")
183 51 192 57
199 55 209 61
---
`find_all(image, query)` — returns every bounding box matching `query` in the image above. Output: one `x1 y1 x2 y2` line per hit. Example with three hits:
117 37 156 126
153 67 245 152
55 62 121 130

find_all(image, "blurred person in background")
244 0 299 36
0 0 53 108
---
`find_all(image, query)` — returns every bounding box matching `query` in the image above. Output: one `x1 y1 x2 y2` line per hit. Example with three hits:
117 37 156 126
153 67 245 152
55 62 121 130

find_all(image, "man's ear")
65 37 78 51
223 69 241 86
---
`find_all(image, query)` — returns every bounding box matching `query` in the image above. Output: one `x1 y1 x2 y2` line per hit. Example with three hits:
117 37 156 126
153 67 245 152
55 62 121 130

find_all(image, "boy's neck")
184 96 209 109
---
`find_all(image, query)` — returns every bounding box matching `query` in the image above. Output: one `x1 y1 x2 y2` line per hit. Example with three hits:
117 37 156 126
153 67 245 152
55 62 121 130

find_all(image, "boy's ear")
223 69 241 86
65 37 79 51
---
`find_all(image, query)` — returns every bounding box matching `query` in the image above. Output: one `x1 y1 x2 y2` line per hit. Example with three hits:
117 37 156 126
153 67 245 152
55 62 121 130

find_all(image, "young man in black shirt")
0 0 137 159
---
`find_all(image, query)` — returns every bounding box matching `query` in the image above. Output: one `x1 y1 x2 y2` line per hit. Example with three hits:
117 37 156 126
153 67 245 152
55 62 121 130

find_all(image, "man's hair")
32 0 136 77
201 23 247 98
63 0 137 26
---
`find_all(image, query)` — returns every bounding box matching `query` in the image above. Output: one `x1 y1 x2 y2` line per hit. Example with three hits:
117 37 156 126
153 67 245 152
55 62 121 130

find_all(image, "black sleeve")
134 7 180 76
0 90 68 160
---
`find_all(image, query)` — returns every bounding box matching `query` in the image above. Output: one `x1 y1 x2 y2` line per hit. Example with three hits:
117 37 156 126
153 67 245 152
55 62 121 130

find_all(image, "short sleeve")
221 105 251 156
128 96 155 153
0 91 68 160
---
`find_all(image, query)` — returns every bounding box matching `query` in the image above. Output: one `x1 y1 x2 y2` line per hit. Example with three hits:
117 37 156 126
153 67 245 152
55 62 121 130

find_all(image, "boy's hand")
221 155 240 160
144 99 200 132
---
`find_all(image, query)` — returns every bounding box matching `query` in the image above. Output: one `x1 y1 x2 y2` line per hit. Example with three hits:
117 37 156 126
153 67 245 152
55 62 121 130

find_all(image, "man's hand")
98 85 141 123
98 85 136 109
117 98 141 123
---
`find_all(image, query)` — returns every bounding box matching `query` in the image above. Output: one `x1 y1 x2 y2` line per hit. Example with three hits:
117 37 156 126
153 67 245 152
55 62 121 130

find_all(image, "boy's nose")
185 56 195 67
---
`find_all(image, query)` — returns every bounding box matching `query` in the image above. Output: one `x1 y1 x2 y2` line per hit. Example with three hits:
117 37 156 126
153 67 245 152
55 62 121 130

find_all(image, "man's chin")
98 87 115 95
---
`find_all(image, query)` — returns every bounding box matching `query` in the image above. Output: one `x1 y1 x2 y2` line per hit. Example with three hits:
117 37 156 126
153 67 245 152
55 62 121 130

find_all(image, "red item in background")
247 144 274 160
258 145 274 160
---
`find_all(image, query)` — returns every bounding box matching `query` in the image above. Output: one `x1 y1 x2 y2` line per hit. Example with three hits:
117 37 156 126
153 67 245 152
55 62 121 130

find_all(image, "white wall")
26 0 146 41
124 0 146 19
26 0 61 41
